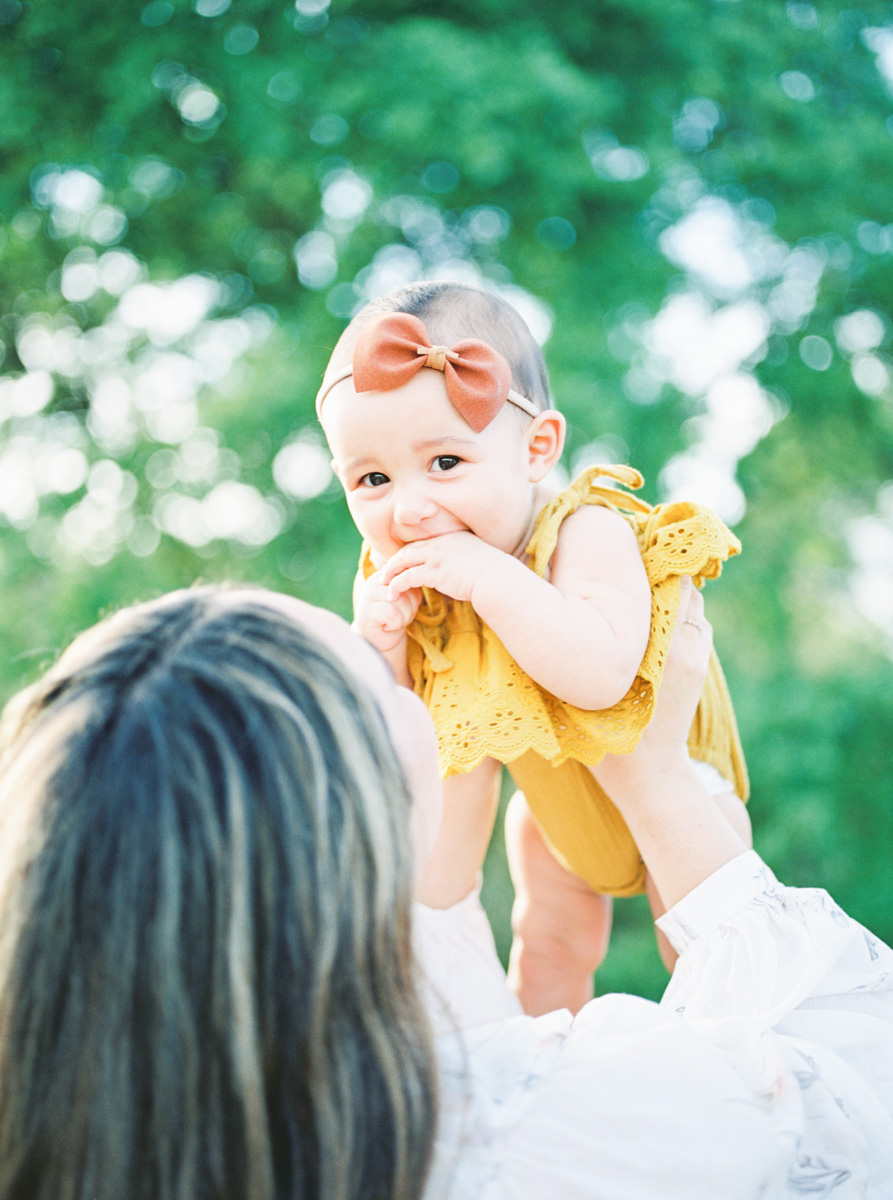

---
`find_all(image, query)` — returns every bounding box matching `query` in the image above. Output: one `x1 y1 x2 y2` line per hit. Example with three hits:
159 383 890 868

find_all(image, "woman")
0 582 890 1199
0 590 440 1200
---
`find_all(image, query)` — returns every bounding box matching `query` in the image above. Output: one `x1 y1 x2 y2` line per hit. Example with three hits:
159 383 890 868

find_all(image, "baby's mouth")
399 525 467 545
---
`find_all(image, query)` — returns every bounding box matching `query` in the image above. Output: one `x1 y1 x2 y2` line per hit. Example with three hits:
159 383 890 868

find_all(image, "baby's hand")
381 532 506 605
353 570 421 655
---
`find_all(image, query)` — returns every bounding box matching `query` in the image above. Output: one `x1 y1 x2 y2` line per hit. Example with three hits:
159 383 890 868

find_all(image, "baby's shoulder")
553 501 639 554
549 504 647 591
525 473 648 581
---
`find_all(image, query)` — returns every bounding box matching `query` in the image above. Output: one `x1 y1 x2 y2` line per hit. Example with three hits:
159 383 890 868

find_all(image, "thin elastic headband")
316 312 539 432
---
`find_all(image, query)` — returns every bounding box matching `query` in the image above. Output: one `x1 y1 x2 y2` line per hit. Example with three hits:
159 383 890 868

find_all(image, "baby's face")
321 368 540 561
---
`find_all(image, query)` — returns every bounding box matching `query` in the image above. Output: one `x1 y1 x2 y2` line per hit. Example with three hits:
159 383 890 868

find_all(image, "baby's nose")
392 486 438 526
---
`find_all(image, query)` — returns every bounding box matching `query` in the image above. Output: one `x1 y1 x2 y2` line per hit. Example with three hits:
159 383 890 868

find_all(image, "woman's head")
319 283 566 560
0 587 437 1200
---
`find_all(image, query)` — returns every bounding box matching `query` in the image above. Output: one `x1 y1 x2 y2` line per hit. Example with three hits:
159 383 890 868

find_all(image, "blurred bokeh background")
2 0 893 998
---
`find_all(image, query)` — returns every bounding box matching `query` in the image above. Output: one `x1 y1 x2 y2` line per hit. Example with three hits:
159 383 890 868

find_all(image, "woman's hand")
592 578 748 911
630 576 713 760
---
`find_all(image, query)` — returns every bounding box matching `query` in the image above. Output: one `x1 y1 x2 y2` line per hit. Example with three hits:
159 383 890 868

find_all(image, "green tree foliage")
2 0 893 994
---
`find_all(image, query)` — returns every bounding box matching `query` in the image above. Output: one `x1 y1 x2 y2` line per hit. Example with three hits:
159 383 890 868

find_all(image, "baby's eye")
358 471 390 488
431 455 461 473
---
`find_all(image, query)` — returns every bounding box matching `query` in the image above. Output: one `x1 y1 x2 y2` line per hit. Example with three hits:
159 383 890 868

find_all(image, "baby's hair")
330 281 551 413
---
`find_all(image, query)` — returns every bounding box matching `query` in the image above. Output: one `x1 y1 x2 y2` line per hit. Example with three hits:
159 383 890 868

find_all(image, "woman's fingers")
678 576 704 620
674 578 711 655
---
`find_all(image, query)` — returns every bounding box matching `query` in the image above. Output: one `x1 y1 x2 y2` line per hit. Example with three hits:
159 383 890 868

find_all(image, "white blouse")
415 852 893 1199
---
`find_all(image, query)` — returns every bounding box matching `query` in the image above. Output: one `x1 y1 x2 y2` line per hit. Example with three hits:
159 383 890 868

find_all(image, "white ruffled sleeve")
658 850 893 1026
425 853 893 1200
413 882 522 1037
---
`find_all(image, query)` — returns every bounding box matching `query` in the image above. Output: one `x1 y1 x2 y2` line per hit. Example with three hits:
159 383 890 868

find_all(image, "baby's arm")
415 757 502 909
352 569 502 910
381 505 652 710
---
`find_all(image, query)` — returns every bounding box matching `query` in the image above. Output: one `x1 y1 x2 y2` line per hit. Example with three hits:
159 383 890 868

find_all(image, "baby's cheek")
365 531 403 566
343 495 402 559
344 497 376 540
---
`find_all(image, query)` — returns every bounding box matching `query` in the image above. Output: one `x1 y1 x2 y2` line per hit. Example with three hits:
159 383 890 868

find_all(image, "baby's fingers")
379 543 426 586
386 567 429 600
358 599 399 633
390 585 421 625
384 564 422 597
366 584 421 630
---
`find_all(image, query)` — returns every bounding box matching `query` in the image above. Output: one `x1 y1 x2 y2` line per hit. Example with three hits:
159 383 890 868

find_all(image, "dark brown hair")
0 587 436 1200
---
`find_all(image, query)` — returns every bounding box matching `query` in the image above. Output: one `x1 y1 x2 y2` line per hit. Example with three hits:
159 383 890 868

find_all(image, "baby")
316 281 751 1015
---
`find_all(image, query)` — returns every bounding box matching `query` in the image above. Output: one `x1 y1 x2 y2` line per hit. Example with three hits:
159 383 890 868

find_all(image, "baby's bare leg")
505 790 612 1016
415 756 502 909
646 791 753 972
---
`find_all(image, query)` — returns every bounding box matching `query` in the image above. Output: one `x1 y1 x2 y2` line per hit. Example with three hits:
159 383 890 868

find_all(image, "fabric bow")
352 312 514 432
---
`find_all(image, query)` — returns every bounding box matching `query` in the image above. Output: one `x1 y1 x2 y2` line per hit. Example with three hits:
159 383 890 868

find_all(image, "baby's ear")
526 410 566 481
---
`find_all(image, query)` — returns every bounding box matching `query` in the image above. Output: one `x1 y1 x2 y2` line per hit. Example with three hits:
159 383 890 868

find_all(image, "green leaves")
3 0 893 991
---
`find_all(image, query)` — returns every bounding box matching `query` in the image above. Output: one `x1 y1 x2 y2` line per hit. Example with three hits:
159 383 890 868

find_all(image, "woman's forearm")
589 576 749 911
594 748 748 911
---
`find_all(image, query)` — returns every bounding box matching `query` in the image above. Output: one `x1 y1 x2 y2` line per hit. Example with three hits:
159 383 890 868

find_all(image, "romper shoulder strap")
524 464 652 578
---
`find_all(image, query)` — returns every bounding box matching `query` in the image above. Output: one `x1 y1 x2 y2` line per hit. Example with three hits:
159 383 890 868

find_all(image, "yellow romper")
363 464 749 898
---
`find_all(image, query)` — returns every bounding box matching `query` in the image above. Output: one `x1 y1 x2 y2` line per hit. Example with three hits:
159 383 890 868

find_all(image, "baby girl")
316 281 751 1014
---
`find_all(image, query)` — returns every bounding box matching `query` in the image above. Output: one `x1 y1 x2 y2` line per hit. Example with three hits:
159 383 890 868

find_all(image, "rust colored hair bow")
315 312 539 432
